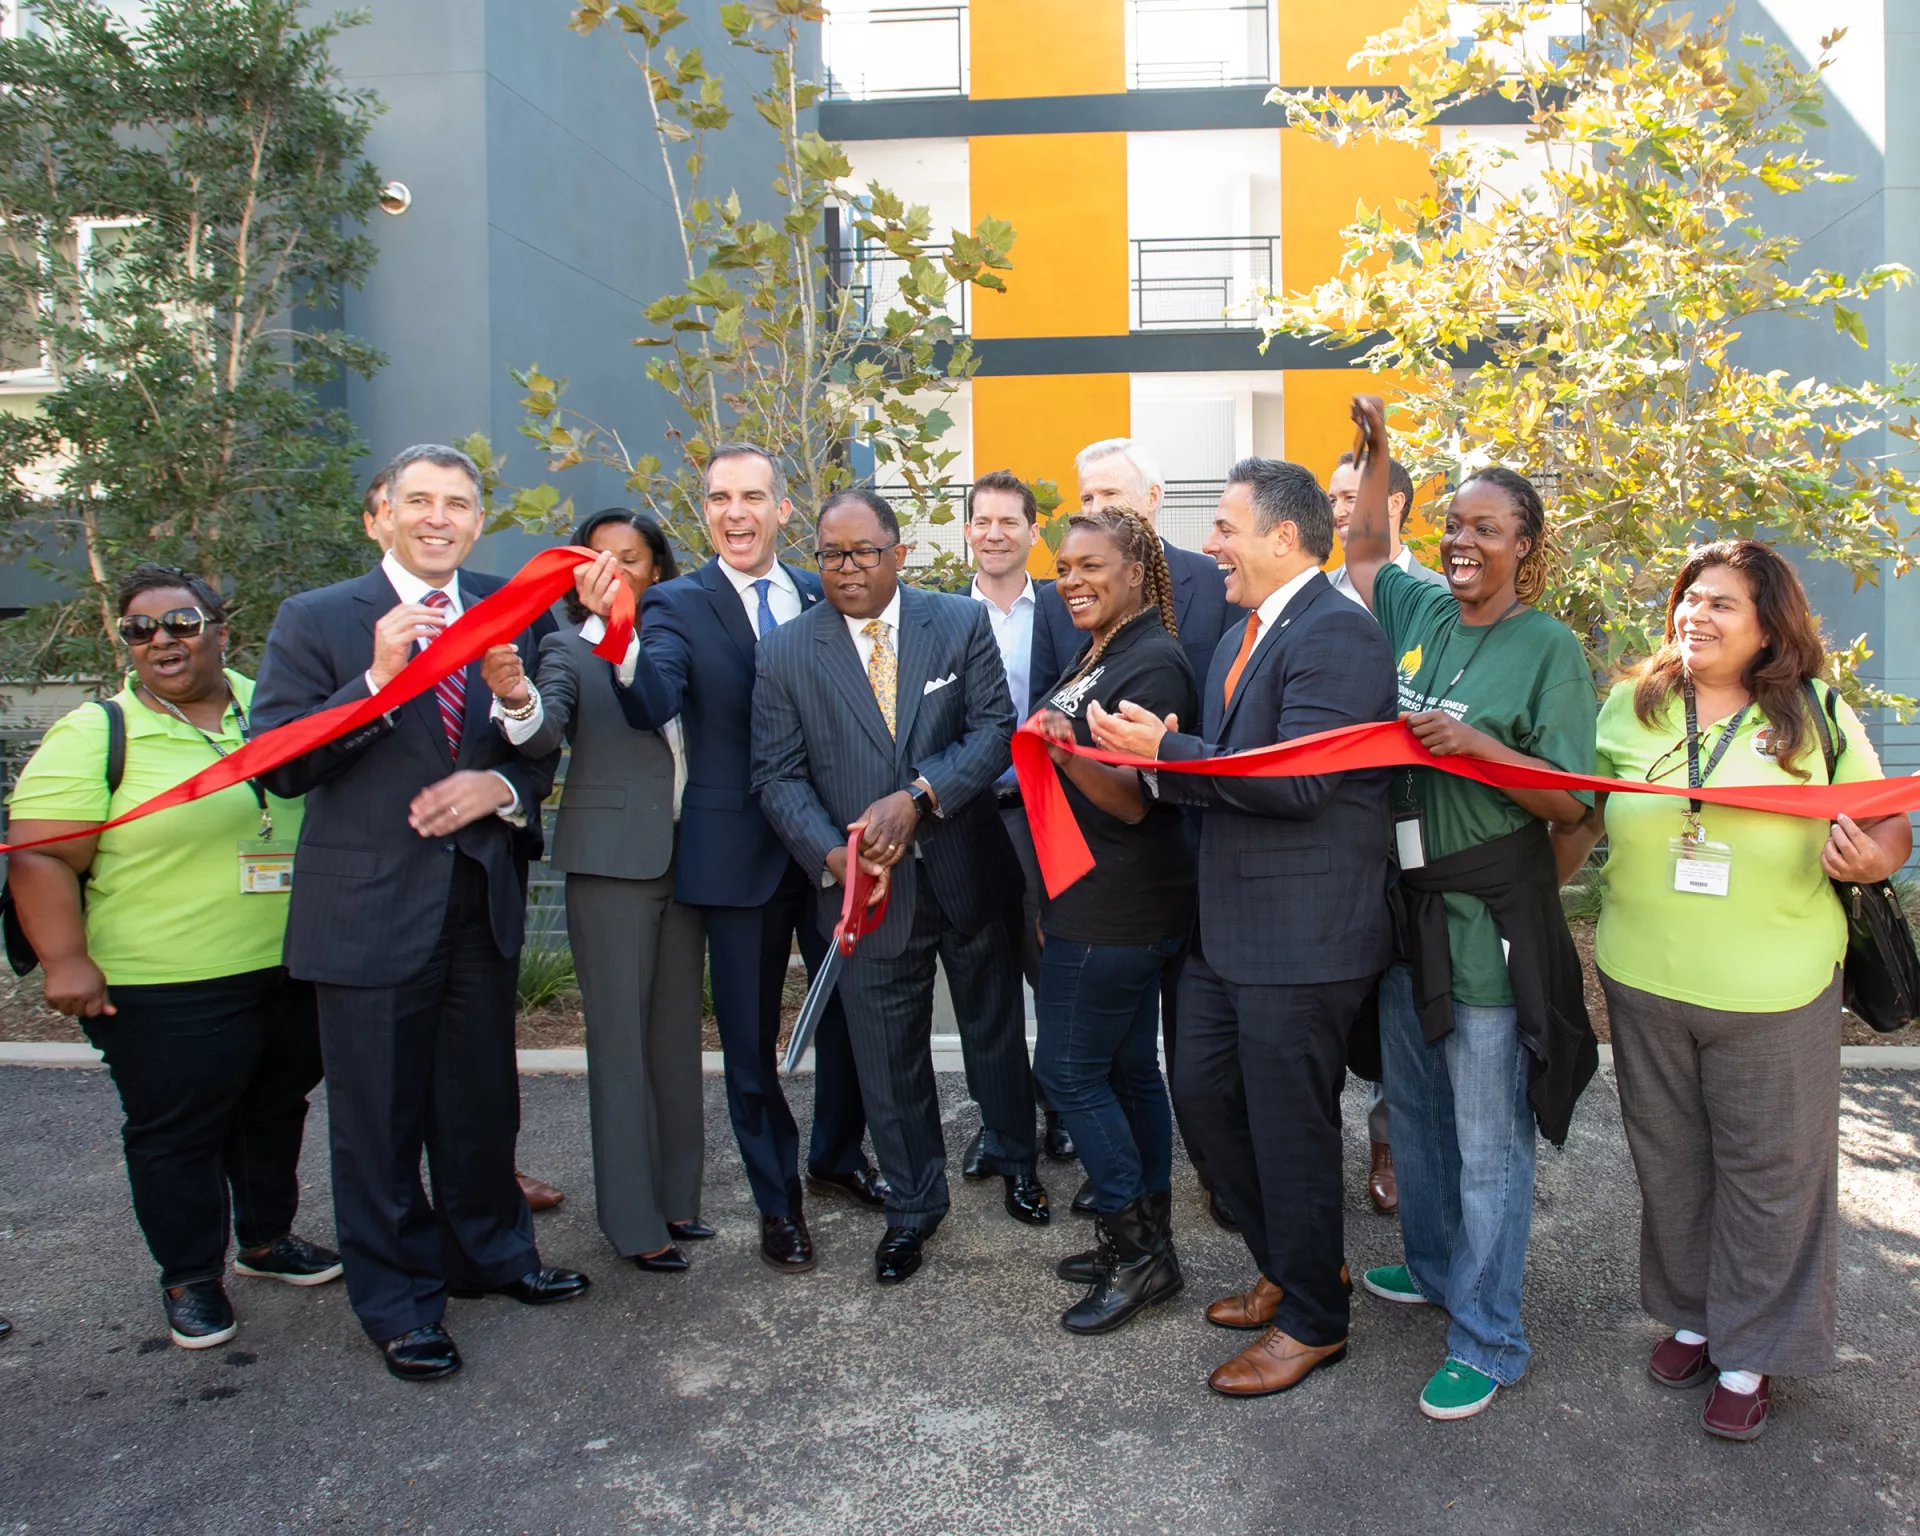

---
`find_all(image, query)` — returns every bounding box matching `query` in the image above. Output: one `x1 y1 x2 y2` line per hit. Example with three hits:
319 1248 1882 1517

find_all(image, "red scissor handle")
834 827 892 956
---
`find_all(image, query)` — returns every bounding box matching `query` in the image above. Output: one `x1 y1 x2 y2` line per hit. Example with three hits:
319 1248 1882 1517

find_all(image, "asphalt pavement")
0 1063 1915 1535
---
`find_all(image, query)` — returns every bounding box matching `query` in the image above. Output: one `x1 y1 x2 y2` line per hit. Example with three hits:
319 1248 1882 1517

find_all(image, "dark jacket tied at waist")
1398 820 1597 1146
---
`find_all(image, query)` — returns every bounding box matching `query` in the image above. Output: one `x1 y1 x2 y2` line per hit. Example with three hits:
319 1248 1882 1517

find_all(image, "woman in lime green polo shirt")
7 565 343 1352
1554 539 1909 1444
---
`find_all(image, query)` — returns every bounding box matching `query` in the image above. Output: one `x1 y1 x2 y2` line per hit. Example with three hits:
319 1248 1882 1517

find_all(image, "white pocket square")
923 673 957 695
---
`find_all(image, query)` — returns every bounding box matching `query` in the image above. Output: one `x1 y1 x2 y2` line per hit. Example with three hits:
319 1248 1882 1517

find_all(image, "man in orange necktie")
1086 457 1397 1397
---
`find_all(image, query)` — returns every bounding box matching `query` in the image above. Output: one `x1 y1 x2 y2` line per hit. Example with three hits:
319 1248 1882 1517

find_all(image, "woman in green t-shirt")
6 565 339 1353
1340 396 1598 1423
1552 539 1908 1443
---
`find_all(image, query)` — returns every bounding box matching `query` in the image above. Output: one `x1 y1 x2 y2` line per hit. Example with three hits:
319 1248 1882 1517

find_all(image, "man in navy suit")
752 489 1046 1285
610 446 879 1274
252 444 589 1383
1030 437 1243 1226
1089 456 1396 1397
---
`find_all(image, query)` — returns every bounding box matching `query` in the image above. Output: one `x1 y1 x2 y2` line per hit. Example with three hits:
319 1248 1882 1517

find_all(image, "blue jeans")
1033 934 1182 1214
1379 962 1536 1385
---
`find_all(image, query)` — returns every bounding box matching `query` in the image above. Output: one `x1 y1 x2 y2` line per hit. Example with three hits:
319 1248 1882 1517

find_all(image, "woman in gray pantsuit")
499 510 708 1271
1553 541 1909 1442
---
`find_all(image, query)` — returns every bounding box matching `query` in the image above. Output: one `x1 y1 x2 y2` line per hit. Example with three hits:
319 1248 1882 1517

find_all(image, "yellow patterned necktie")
863 618 897 737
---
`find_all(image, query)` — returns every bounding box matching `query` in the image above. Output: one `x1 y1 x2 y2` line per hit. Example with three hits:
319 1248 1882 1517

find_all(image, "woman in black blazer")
512 511 708 1271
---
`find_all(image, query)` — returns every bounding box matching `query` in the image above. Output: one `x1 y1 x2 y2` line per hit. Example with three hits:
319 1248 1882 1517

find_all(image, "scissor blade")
782 944 846 1074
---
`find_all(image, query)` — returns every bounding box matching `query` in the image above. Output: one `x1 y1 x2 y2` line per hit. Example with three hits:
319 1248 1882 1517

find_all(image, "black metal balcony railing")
823 4 967 101
1131 236 1277 331
1127 0 1273 91
834 239 969 337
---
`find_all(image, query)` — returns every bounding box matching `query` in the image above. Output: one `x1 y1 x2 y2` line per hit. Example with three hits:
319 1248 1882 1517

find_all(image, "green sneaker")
1420 1360 1498 1421
1361 1264 1430 1305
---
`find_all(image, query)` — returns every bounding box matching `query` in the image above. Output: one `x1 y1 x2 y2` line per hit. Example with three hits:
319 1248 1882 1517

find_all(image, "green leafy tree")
0 0 384 680
1264 0 1918 708
483 0 1014 578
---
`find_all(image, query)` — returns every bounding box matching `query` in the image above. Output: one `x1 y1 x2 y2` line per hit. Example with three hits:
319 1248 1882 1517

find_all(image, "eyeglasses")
815 543 898 572
1644 739 1687 784
117 607 210 645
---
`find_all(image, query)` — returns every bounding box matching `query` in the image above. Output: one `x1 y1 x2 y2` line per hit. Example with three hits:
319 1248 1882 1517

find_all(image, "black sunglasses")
816 542 898 572
117 607 210 645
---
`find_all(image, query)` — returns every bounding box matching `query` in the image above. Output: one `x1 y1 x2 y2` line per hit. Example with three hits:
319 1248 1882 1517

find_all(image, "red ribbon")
832 828 892 955
0 547 632 855
1013 718 1920 900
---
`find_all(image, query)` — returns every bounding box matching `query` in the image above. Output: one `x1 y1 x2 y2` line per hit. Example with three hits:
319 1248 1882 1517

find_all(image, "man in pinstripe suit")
752 489 1046 1285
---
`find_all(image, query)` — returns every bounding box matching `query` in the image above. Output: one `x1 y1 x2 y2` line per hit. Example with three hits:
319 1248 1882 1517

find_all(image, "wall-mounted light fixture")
378 181 412 216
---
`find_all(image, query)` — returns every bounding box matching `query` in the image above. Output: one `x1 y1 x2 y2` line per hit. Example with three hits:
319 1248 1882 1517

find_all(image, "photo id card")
1670 837 1733 897
238 837 296 894
1395 811 1427 871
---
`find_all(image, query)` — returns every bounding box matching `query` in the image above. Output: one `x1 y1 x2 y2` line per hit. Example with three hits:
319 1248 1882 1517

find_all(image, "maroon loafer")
1702 1376 1771 1441
1649 1334 1715 1389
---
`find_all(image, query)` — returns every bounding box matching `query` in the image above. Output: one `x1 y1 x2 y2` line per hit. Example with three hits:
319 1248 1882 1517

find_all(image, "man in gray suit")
751 488 1045 1285
1326 450 1449 1215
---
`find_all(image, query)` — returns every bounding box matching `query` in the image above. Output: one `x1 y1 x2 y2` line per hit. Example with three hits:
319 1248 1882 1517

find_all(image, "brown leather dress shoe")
516 1169 565 1212
1368 1142 1397 1215
1208 1327 1348 1397
1206 1276 1284 1330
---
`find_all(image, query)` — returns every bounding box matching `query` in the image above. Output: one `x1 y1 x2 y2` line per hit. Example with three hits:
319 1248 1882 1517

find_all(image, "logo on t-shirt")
1398 643 1423 681
1049 665 1106 718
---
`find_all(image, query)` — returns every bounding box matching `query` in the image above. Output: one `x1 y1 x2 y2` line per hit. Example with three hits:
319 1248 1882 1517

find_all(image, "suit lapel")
1219 572 1333 736
889 587 933 761
699 559 762 665
816 608 897 757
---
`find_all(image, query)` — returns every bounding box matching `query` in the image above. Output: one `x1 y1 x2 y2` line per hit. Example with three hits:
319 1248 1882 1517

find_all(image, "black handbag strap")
1803 679 1843 784
97 698 125 798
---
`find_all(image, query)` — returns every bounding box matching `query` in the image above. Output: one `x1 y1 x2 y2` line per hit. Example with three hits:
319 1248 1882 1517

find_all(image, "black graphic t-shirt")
1039 609 1199 945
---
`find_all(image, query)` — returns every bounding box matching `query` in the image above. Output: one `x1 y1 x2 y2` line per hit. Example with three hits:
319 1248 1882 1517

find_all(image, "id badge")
238 837 296 894
1395 811 1427 871
1670 837 1733 897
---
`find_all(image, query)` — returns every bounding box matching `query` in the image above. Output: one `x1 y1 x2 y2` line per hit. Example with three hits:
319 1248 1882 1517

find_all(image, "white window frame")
0 216 143 391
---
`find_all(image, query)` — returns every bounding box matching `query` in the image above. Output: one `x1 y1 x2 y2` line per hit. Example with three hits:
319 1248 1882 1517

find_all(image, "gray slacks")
566 868 706 1257
1602 967 1842 1377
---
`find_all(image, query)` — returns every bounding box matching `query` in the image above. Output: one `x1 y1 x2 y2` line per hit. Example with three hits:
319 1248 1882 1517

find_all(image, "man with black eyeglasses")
751 488 1046 1286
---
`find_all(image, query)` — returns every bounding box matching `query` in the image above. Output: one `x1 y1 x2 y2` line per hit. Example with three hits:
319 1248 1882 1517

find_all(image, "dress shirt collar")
969 573 1034 614
381 548 461 613
717 557 795 599
844 586 903 645
1253 562 1320 632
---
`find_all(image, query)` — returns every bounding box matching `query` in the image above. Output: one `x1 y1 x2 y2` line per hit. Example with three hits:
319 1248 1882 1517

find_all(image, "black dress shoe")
1043 1109 1075 1161
381 1323 461 1381
164 1279 237 1349
960 1127 990 1180
1004 1173 1051 1226
760 1213 816 1273
667 1219 716 1242
875 1226 925 1285
451 1266 591 1305
1071 1177 1096 1216
1205 1187 1241 1234
806 1164 891 1209
632 1245 689 1273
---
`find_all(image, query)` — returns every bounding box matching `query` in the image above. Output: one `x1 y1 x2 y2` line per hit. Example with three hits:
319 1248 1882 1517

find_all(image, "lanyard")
1403 599 1523 803
1682 678 1748 833
141 687 274 839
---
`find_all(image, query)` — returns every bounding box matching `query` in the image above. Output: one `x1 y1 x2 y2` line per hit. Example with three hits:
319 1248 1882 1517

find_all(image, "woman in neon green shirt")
7 565 341 1352
1555 539 1909 1443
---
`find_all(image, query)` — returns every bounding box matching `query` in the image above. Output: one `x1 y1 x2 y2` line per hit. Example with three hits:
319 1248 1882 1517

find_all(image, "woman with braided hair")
1026 507 1199 1335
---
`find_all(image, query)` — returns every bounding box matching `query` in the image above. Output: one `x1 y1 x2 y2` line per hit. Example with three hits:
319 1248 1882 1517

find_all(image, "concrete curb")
6 1038 1920 1072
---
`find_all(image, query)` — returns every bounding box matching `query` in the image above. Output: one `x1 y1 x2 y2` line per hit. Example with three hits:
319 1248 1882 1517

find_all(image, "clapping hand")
1087 699 1177 760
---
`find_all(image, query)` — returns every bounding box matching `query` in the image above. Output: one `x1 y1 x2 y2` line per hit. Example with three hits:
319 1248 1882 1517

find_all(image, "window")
1 218 143 390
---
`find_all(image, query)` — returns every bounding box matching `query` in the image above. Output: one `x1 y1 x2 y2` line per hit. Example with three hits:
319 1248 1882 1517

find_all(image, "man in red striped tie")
253 444 588 1384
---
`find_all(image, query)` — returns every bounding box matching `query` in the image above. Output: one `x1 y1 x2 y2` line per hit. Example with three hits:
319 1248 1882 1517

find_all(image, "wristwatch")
907 781 935 819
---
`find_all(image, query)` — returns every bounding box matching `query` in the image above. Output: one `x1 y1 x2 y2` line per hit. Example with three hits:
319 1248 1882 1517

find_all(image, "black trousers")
1175 948 1374 1349
702 859 867 1217
839 865 1037 1232
84 967 321 1290
313 855 536 1343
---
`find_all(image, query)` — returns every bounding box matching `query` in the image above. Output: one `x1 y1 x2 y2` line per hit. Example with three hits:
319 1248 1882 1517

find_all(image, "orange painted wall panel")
972 373 1130 575
971 133 1130 339
1278 130 1433 299
1278 0 1416 86
970 0 1125 100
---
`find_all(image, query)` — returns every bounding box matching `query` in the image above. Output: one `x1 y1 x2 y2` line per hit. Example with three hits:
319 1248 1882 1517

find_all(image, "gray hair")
382 443 483 502
704 443 788 502
1076 437 1164 496
1226 457 1335 561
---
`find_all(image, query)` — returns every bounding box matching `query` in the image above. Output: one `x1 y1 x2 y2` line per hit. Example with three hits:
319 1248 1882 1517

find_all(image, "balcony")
1126 0 1273 91
833 237 970 337
823 4 968 101
1131 236 1276 331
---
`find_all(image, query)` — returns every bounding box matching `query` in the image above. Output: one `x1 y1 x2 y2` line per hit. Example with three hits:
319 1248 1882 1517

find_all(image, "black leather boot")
1056 1187 1169 1284
1060 1195 1183 1335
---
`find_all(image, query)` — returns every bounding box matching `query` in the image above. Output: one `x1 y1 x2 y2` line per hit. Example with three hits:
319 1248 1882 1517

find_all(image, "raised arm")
1341 394 1394 611
612 583 693 731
